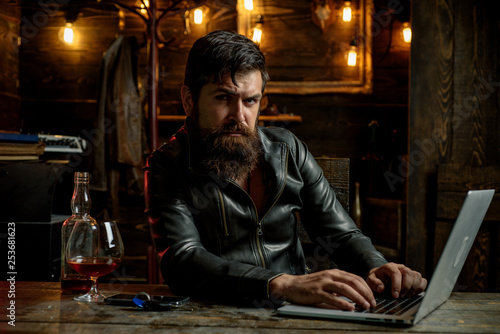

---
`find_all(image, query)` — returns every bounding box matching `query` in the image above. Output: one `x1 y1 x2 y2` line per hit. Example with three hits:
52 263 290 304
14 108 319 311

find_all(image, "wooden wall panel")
0 1 21 132
453 0 499 166
407 0 448 277
21 100 96 135
20 63 100 100
18 5 123 135
410 0 500 291
16 1 238 134
437 164 500 220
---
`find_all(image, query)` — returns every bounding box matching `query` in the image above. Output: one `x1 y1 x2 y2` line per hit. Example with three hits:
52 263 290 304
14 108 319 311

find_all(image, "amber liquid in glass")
67 258 122 278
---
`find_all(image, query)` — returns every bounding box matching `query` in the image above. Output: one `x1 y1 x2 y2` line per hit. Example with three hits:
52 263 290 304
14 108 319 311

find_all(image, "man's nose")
228 100 245 123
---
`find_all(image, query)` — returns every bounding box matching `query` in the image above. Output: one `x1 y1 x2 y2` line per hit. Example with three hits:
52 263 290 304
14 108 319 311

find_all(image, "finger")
319 293 356 311
323 273 376 309
339 271 377 307
399 267 415 298
366 272 385 294
418 277 428 293
408 273 427 295
325 282 373 310
389 267 403 298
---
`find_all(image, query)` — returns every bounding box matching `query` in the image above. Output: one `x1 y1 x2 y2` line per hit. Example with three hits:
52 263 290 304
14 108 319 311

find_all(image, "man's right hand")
268 269 377 311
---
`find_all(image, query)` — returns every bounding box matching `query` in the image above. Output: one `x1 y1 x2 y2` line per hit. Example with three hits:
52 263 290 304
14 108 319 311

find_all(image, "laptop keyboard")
355 295 423 316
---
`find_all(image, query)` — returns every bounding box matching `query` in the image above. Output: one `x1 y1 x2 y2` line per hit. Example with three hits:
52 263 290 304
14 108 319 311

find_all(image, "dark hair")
184 30 269 104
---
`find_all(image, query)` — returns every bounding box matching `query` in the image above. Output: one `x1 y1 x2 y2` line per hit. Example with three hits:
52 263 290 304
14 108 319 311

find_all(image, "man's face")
190 70 263 132
182 70 264 180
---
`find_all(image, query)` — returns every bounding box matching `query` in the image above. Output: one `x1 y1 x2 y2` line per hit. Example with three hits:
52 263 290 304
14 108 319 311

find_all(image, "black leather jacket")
144 124 387 302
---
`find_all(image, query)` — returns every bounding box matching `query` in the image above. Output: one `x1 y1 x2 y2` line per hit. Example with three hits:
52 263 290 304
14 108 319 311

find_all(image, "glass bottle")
61 172 93 293
353 182 362 229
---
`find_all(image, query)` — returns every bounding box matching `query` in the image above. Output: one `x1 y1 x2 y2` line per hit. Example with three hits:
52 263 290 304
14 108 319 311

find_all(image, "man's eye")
245 98 258 105
215 95 230 101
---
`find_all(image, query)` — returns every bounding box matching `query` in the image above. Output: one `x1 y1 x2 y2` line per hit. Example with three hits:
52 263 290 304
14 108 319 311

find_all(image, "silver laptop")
277 189 495 326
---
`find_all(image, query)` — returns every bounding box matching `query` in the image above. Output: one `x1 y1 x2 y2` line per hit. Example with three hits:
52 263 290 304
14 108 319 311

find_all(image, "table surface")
1 282 499 333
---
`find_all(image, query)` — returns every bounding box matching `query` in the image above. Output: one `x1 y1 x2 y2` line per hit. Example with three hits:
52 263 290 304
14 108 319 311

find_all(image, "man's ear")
181 85 194 117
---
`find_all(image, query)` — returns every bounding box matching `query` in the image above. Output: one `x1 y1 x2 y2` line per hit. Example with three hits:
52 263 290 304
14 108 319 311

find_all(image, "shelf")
157 114 303 125
259 115 303 124
158 115 186 122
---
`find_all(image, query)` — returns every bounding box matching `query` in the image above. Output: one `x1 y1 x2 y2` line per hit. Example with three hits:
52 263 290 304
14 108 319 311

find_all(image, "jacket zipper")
254 146 290 268
253 200 266 269
222 178 267 268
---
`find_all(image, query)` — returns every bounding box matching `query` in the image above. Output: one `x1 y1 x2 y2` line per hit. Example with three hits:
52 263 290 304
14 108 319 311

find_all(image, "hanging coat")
90 35 146 218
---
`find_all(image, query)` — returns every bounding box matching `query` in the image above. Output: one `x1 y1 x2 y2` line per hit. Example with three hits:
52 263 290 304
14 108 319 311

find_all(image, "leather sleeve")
290 135 388 278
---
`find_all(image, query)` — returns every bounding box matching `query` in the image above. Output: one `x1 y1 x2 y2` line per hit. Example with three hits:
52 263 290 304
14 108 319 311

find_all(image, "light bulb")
63 23 74 44
118 9 125 30
342 1 352 22
244 0 254 11
401 22 412 43
252 27 262 45
347 46 357 66
59 21 75 44
138 0 149 15
194 8 203 24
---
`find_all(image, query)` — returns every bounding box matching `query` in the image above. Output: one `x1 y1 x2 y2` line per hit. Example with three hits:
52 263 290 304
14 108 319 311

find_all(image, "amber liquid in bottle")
60 172 93 293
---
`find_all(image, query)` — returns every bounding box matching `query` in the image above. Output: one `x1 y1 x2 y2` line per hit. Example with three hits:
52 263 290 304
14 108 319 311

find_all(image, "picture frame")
238 0 373 94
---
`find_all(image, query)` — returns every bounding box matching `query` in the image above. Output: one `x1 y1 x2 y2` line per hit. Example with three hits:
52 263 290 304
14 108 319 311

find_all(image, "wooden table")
1 282 499 333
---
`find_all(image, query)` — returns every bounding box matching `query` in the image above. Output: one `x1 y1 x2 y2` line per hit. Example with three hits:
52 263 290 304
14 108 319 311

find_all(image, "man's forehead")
208 70 262 93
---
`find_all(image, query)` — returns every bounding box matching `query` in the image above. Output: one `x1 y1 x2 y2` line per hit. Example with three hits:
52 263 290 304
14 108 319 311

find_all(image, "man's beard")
196 121 263 181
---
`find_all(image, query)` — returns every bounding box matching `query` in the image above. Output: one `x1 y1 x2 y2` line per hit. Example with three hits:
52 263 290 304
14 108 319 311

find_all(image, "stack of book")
0 132 45 161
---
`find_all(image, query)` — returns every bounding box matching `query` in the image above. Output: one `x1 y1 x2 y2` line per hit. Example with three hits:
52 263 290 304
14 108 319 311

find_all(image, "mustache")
209 122 254 136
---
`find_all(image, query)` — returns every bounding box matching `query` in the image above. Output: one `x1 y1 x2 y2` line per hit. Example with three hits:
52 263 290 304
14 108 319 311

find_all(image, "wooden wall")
409 0 500 291
2 0 224 136
17 1 114 135
15 1 235 137
0 0 21 132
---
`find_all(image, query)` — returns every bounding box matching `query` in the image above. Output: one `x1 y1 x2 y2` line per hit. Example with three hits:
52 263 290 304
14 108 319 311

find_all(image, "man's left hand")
366 263 427 299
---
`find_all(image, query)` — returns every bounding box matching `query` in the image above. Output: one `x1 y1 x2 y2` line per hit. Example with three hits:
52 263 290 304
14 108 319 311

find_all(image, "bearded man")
144 30 426 310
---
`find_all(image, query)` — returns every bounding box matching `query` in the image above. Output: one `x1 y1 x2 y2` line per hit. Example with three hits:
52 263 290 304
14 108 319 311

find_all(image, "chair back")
315 157 350 212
